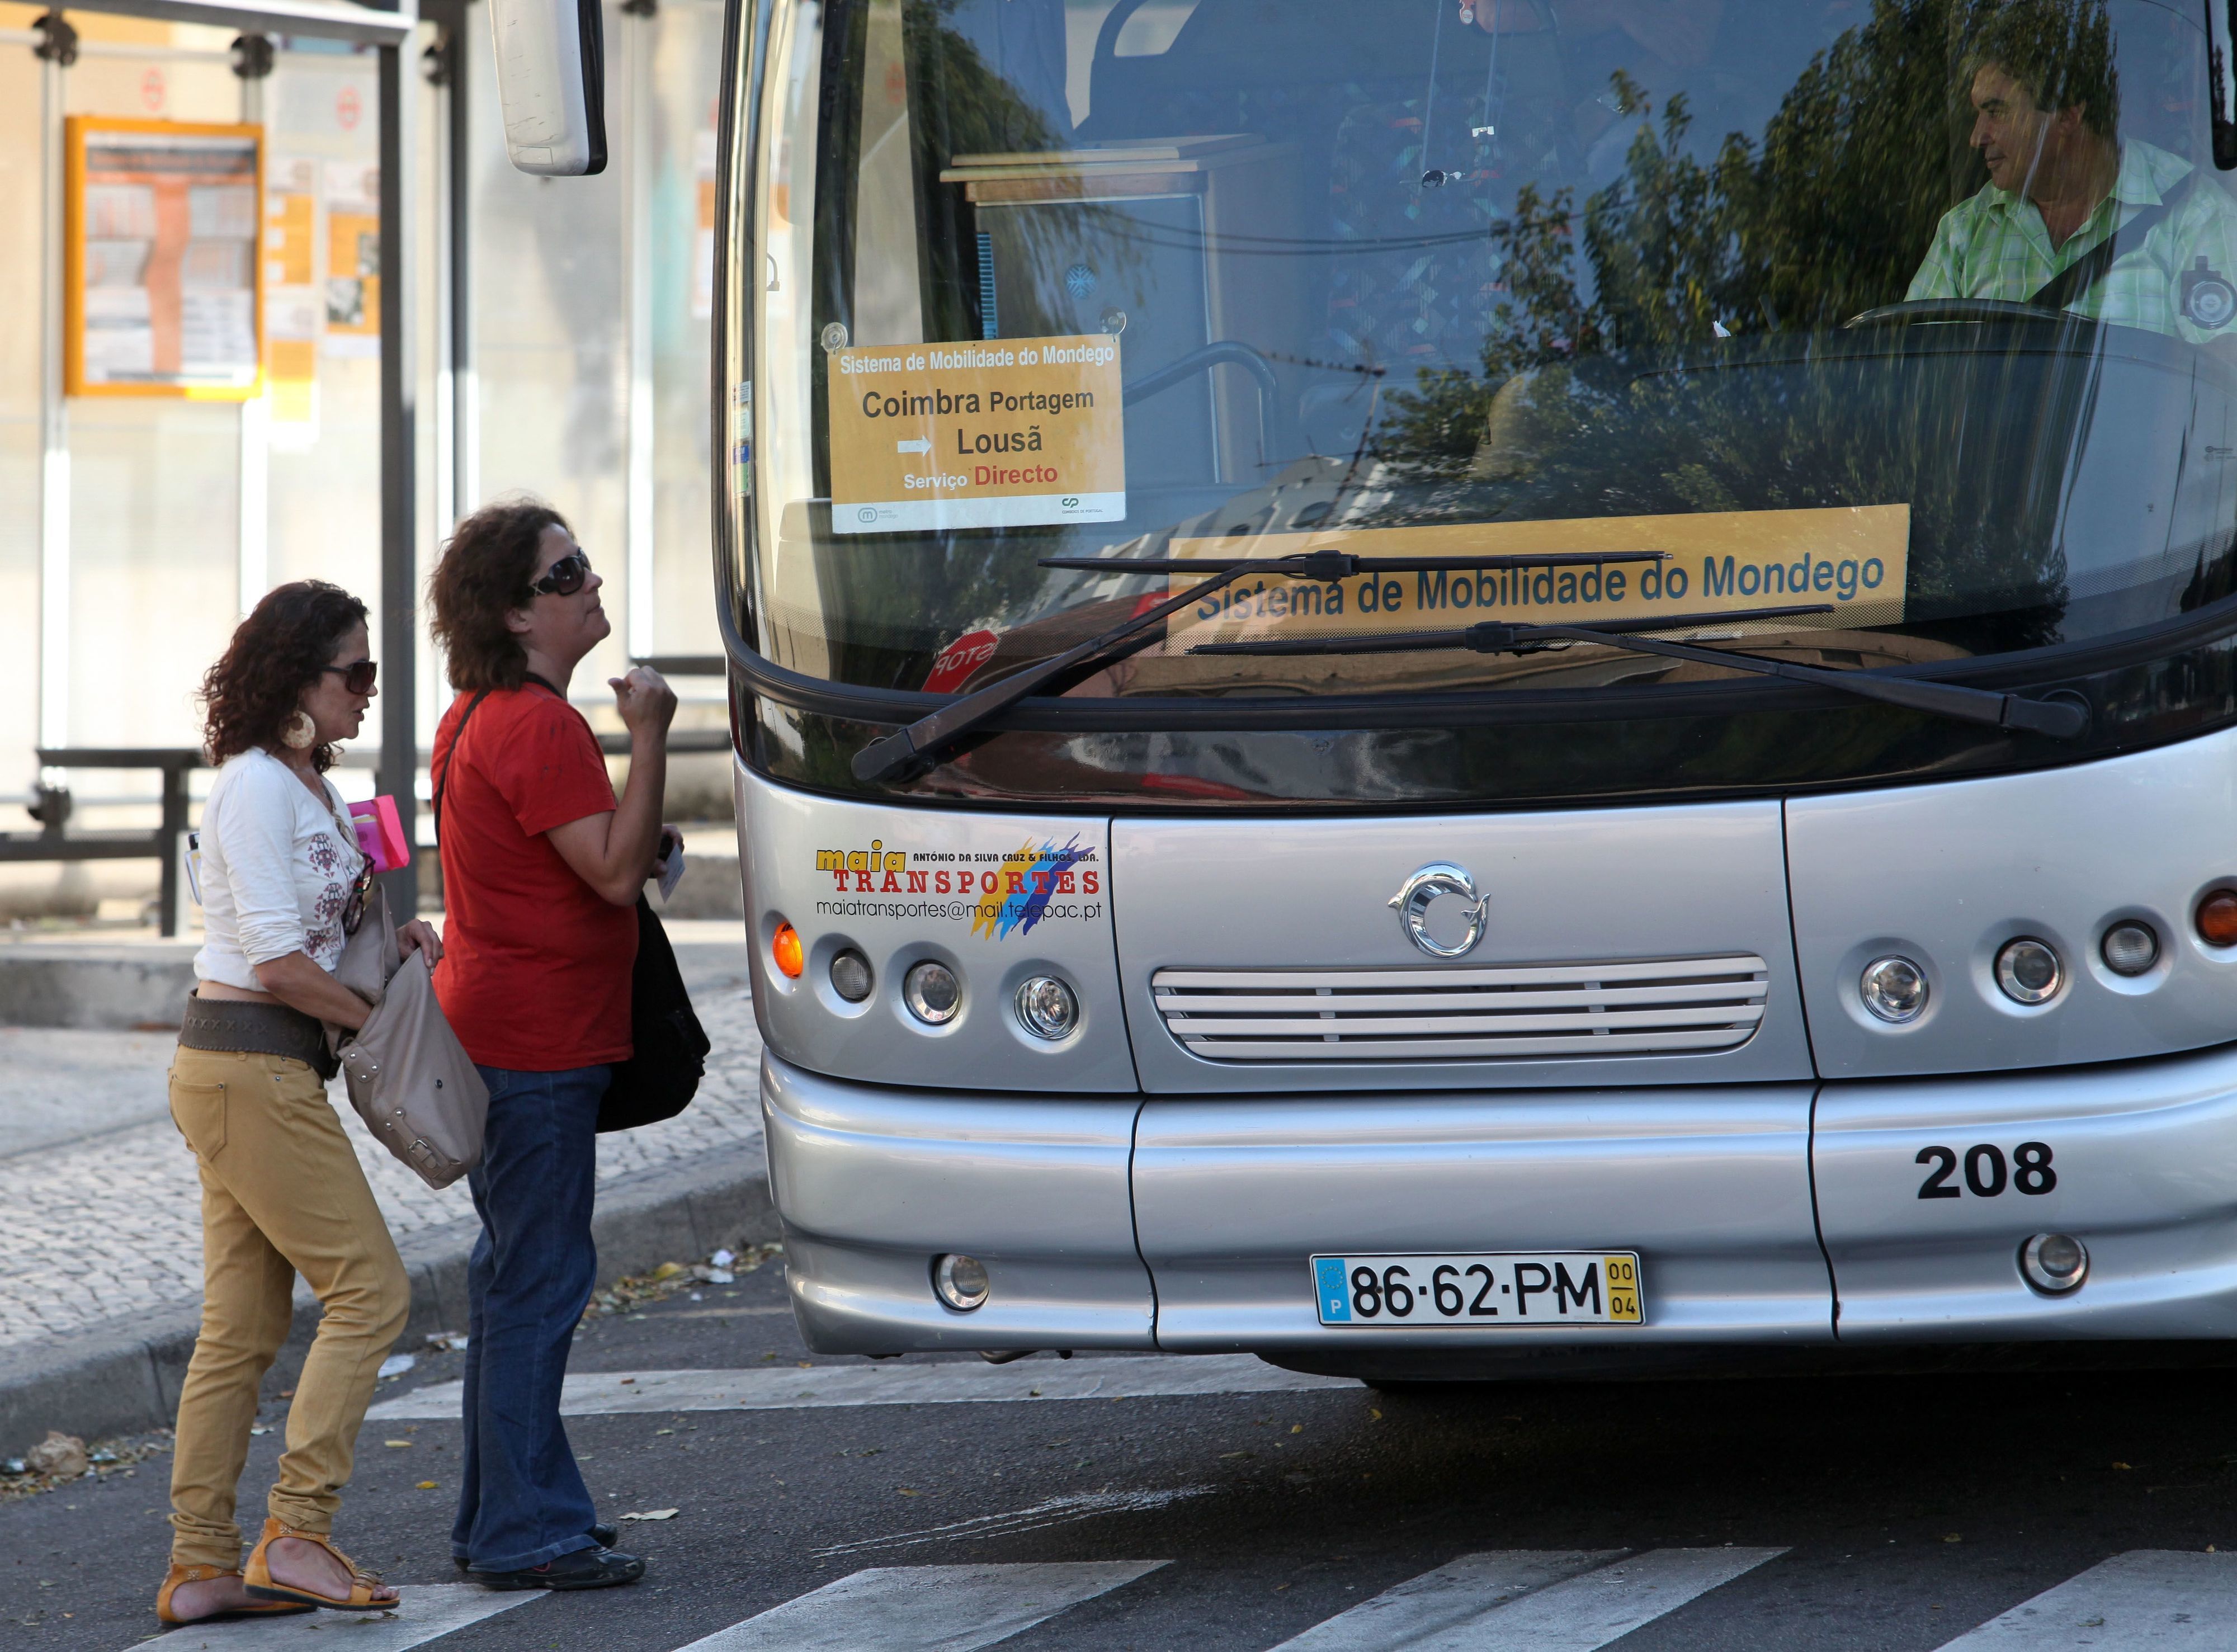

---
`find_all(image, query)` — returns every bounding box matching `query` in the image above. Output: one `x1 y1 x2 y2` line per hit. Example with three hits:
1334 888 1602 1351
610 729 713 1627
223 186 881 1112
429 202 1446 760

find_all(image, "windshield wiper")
1188 608 2090 739
850 547 1665 781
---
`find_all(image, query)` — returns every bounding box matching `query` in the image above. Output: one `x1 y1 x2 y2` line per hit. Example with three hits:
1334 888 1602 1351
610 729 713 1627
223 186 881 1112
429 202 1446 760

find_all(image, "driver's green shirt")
1906 140 2237 343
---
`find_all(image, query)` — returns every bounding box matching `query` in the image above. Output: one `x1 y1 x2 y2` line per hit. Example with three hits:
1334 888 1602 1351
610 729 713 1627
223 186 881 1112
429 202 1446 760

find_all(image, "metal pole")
624 0 655 660
378 37 419 912
158 761 188 937
235 34 273 617
429 25 455 543
35 15 74 778
450 3 475 521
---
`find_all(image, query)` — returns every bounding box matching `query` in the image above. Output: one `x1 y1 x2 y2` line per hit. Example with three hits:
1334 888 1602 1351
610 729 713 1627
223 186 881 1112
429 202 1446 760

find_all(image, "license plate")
1311 1252 1643 1327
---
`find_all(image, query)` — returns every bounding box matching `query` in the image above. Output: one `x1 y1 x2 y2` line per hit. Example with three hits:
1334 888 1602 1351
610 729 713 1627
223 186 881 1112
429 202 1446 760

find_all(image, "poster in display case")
65 116 264 399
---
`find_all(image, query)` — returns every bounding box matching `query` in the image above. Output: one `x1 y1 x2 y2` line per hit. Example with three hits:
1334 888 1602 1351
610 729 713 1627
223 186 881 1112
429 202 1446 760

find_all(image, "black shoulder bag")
443 679 710 1134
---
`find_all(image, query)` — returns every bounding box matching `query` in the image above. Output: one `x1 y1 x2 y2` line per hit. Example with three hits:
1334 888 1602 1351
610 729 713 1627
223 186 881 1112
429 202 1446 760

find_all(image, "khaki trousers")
166 1044 409 1569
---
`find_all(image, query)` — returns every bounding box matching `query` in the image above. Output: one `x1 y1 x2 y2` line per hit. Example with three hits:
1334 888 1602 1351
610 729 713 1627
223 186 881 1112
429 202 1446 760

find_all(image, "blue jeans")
451 1063 608 1571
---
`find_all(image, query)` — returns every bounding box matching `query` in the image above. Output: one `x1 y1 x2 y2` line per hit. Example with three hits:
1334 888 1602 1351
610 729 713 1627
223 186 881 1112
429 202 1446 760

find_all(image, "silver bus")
706 0 2237 1382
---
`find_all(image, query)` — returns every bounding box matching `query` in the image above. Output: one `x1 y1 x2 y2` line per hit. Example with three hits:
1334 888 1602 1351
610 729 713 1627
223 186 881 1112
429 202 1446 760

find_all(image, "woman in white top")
158 581 441 1626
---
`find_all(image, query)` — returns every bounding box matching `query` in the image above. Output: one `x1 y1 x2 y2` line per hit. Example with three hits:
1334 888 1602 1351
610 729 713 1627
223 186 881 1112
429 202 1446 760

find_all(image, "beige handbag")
329 879 488 1190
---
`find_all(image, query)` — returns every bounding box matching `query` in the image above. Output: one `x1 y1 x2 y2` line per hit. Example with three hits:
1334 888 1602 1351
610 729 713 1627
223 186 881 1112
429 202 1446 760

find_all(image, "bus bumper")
762 1044 2237 1358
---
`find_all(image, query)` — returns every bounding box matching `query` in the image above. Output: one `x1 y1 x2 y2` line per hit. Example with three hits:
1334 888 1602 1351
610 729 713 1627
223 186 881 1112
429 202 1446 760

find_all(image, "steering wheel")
1845 298 2073 328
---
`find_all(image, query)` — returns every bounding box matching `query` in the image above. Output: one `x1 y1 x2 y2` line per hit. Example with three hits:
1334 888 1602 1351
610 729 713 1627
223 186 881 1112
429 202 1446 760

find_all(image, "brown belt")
178 992 338 1082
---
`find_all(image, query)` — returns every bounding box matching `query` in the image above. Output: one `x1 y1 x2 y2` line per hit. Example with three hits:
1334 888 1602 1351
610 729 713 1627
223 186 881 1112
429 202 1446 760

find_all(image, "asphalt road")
8 1252 2237 1651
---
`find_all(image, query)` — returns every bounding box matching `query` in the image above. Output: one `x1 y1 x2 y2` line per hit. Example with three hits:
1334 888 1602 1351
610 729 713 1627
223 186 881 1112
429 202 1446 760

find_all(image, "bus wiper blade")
1188 608 2090 739
851 547 1664 782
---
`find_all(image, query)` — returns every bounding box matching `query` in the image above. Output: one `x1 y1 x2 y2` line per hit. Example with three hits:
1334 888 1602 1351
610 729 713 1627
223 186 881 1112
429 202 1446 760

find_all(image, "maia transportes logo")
815 836 1100 938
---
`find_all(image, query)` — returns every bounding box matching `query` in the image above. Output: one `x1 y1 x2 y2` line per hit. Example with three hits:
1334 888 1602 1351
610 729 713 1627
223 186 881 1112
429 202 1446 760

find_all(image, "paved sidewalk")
0 930 767 1356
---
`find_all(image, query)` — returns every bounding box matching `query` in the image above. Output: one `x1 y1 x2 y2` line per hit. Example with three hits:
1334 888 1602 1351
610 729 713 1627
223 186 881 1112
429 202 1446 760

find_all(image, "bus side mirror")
2211 0 2237 168
487 0 608 176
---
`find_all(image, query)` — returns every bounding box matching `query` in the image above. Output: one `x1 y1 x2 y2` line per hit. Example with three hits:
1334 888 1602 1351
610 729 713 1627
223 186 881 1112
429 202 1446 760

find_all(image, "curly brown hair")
428 499 569 691
200 581 370 771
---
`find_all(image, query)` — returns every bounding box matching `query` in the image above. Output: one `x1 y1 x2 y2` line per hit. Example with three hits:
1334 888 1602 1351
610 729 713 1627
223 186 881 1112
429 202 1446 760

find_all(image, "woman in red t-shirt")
426 501 677 1591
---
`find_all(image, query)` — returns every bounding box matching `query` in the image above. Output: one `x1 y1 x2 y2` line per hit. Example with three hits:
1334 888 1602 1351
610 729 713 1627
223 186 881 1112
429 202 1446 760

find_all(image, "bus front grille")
1150 956 1769 1062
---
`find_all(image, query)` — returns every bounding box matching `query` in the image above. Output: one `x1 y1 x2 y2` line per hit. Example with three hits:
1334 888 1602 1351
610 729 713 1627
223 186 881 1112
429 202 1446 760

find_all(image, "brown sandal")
242 1517 397 1612
157 1563 316 1625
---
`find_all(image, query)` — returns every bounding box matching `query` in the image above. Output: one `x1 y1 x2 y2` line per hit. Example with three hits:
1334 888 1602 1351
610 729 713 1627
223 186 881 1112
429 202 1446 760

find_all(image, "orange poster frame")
65 115 266 400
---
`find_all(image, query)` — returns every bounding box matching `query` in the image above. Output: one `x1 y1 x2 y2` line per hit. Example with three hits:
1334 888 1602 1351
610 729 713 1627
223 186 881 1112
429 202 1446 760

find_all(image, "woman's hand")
610 667 677 743
252 950 376 1031
397 918 443 964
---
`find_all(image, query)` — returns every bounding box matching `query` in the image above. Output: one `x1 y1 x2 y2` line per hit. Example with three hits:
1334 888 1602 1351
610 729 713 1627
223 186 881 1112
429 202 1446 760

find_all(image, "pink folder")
349 795 410 873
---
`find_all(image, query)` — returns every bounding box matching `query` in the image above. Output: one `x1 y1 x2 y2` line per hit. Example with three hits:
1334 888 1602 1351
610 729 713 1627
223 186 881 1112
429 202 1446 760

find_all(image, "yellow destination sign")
1166 506 1909 640
827 335 1125 534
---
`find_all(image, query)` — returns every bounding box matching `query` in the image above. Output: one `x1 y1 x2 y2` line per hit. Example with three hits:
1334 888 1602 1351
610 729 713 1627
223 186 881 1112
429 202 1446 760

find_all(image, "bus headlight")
1995 937 2063 1005
1013 975 1078 1040
904 961 962 1025
1860 955 1928 1023
829 948 873 1003
2100 921 2159 976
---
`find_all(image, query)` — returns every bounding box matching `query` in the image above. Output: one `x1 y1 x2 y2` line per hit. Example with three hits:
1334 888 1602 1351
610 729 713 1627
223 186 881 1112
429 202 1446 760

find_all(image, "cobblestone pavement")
0 947 765 1354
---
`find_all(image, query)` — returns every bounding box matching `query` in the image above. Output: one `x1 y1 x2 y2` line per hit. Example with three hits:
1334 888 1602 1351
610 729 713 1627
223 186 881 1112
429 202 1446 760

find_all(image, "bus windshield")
742 0 2237 713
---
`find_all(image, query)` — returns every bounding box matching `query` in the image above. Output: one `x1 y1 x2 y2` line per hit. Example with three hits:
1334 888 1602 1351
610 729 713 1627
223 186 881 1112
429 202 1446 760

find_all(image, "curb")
0 1144 778 1457
0 949 199 1030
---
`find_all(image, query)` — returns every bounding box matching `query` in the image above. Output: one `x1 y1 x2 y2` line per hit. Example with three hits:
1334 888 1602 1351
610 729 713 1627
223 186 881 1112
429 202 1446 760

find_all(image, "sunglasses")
342 860 375 937
322 660 378 695
527 549 593 598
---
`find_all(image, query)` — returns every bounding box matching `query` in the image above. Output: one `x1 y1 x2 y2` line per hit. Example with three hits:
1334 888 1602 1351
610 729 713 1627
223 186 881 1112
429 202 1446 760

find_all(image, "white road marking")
1271 1547 1784 1652
1934 1550 2237 1648
674 1561 1165 1651
130 1584 536 1652
1269 1550 1625 1649
367 1354 1353 1419
1415 1548 1786 1651
812 1486 1215 1557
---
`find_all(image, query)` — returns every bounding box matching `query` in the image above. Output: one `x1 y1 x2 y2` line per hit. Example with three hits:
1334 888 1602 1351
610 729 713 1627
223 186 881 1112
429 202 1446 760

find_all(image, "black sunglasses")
527 549 593 598
322 660 378 695
342 859 375 936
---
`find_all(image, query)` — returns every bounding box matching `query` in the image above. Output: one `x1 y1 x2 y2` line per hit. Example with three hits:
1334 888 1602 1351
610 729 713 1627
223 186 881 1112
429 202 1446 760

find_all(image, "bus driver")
1907 0 2237 343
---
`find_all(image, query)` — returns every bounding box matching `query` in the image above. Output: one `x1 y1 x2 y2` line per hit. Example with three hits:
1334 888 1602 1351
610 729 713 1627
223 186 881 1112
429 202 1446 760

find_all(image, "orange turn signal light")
2197 890 2237 948
771 921 804 978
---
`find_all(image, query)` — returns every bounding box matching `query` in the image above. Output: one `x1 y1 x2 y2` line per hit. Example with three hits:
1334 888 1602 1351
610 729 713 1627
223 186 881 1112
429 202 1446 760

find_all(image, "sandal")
157 1563 316 1625
242 1517 396 1612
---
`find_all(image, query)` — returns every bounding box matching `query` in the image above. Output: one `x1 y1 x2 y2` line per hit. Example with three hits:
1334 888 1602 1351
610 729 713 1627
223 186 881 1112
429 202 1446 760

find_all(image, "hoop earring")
281 709 318 750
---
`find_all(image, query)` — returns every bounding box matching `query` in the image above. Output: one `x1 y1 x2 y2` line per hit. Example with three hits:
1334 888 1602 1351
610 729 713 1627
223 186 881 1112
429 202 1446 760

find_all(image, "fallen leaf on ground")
416 1481 438 1490
383 1441 411 1449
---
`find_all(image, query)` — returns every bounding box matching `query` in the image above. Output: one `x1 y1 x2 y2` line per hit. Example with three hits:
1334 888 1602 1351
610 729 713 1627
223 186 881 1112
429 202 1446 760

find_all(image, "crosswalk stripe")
1271 1547 1785 1652
126 1583 537 1652
1933 1550 2237 1649
673 1561 1166 1651
1428 1548 1787 1652
366 1354 1354 1420
1269 1551 1624 1649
